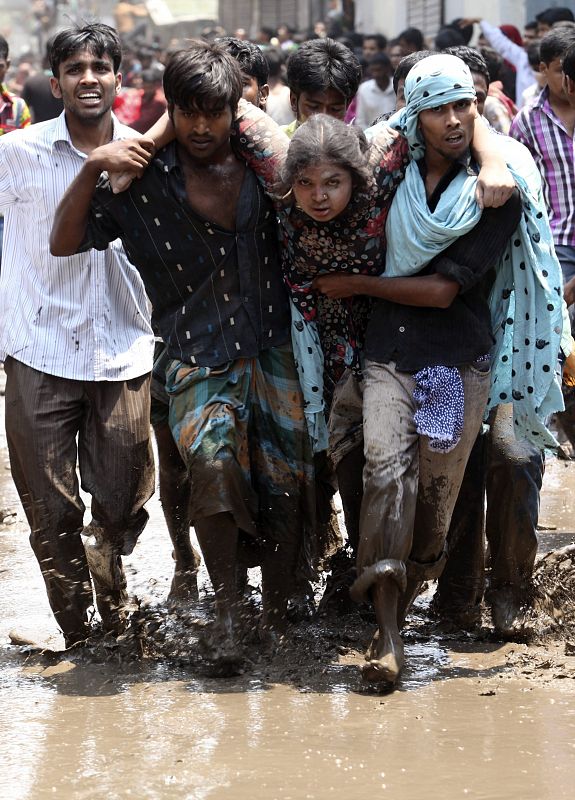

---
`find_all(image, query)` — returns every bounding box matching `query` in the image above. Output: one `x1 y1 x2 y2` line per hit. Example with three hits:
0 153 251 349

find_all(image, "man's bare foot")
8 629 61 651
286 581 316 623
8 627 94 654
490 586 532 641
361 629 404 685
199 620 244 676
168 568 199 604
257 622 286 654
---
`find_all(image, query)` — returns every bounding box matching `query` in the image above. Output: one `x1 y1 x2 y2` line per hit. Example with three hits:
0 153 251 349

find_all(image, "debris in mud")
0 506 17 524
8 545 575 691
529 545 575 637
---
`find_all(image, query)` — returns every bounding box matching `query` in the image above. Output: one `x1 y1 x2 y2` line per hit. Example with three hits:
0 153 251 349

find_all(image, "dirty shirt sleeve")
232 98 289 195
360 126 409 246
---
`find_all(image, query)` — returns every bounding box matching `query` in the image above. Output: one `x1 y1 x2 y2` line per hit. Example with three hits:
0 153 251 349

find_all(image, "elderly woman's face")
418 98 477 162
292 160 353 222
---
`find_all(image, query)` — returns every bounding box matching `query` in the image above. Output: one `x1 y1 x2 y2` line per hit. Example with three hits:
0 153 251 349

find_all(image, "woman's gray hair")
276 114 371 198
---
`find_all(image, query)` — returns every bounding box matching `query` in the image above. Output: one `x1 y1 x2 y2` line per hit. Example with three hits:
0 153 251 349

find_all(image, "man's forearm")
354 274 458 307
313 273 459 307
471 115 500 164
50 162 101 256
51 137 154 253
144 110 173 148
471 117 515 208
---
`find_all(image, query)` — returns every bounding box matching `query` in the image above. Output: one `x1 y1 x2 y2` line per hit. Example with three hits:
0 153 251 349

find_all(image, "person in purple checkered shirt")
510 26 575 447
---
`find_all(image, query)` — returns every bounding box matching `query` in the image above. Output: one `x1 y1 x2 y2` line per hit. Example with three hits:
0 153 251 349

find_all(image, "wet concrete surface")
1 377 575 799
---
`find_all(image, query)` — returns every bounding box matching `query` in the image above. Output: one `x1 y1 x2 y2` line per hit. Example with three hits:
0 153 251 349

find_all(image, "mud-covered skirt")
165 345 316 574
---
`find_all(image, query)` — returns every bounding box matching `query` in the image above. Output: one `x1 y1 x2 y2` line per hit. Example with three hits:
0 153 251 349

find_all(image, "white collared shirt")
355 79 397 130
0 112 154 381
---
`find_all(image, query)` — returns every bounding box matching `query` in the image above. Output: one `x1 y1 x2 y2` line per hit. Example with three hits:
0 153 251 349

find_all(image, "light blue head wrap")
388 53 477 160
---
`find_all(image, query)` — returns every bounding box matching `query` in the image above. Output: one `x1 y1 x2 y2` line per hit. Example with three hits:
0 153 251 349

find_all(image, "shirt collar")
282 118 300 139
50 110 127 152
533 85 573 134
373 80 394 95
533 85 550 112
416 151 475 211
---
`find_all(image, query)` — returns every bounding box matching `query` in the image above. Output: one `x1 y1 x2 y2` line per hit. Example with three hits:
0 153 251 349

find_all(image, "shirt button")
399 326 405 333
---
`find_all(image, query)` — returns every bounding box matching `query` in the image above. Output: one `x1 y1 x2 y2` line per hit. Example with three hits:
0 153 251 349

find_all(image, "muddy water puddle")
1 652 575 800
2 417 575 798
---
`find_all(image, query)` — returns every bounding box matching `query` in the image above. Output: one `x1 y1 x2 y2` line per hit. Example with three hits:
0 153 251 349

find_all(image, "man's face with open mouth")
418 97 477 164
51 47 120 122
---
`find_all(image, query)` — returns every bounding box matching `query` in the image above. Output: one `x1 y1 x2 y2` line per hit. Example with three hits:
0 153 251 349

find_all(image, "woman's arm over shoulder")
233 98 289 194
367 124 409 195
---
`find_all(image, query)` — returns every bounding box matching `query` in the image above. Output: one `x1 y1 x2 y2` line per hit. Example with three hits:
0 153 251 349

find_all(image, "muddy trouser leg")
4 357 93 642
313 450 341 562
435 432 487 614
79 375 155 635
336 444 365 558
353 362 420 604
399 363 492 623
152 416 201 596
310 373 364 611
329 371 365 559
150 345 200 596
350 362 418 680
484 403 543 606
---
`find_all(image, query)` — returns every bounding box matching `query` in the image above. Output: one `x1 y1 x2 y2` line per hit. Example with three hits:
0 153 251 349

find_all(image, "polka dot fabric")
413 366 465 452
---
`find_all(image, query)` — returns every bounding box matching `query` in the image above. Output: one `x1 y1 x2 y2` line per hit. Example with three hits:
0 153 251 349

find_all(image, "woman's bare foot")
199 618 243 676
361 628 404 685
167 567 199 604
257 623 286 655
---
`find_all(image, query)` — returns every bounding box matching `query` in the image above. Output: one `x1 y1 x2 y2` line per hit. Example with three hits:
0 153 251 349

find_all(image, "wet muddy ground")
1 378 575 799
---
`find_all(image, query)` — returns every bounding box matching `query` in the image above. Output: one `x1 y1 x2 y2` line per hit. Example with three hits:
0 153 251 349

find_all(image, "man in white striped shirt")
0 23 155 648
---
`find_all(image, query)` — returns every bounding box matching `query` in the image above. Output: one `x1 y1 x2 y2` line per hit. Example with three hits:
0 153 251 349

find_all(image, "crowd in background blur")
1 3 573 291
1 3 574 132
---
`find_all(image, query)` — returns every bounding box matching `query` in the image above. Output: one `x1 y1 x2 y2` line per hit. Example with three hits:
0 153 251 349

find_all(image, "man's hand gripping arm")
50 138 154 256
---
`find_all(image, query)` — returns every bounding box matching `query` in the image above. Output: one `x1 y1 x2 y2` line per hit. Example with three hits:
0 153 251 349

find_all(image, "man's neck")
548 90 575 136
65 111 115 155
424 149 452 177
177 139 235 172
421 150 461 200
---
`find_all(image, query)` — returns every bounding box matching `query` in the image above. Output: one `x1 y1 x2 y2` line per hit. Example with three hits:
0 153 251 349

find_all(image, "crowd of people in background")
1 4 575 688
3 6 575 131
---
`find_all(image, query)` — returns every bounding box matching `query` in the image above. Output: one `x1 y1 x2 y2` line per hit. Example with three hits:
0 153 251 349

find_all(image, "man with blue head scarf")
319 54 566 686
